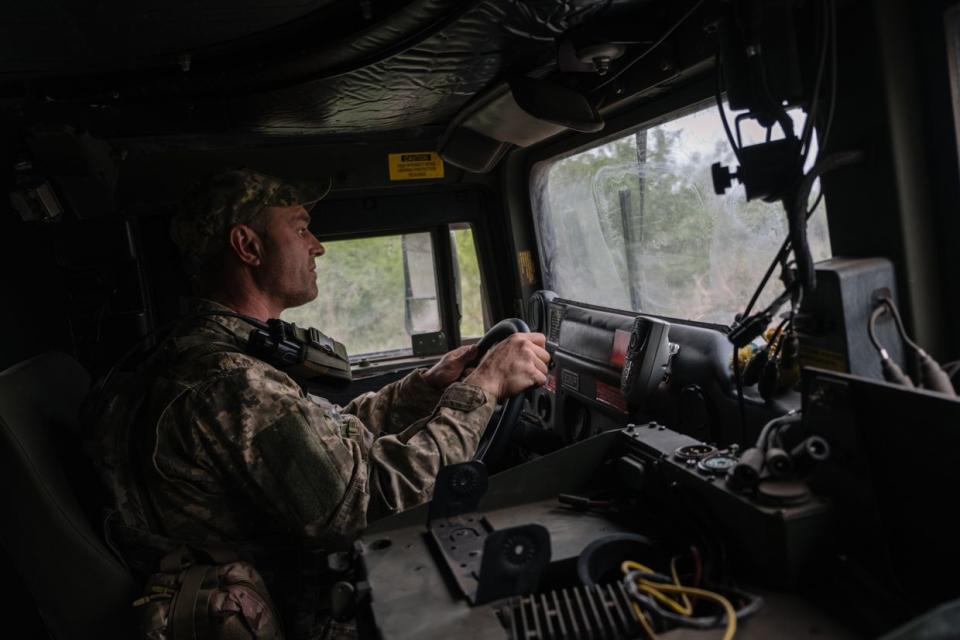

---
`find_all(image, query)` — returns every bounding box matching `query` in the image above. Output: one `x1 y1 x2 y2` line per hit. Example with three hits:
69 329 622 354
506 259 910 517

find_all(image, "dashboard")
523 292 759 449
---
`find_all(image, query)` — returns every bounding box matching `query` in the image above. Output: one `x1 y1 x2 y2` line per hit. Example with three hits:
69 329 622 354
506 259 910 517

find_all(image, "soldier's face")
256 205 325 310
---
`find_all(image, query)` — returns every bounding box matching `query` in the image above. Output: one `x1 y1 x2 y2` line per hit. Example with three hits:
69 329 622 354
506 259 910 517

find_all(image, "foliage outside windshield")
530 101 831 325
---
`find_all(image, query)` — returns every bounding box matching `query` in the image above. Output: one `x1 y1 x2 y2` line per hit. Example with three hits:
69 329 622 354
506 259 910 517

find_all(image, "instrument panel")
525 292 673 444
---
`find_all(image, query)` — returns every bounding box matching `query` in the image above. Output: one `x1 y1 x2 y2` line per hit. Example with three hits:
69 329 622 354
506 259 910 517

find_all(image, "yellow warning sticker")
388 152 445 181
799 345 848 373
518 250 536 286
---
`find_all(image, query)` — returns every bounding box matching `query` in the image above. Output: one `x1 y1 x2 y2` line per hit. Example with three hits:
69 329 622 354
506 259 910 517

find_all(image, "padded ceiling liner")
9 0 614 139
231 0 610 134
239 0 519 134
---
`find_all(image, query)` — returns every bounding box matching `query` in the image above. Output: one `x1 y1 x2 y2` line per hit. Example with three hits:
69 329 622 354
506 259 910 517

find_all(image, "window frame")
303 189 495 367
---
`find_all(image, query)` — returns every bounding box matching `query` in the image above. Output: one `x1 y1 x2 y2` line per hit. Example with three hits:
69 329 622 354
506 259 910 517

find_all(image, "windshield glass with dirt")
530 101 831 325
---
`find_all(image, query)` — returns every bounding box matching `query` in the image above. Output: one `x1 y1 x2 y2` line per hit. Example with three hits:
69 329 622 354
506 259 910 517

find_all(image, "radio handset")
247 319 352 390
620 315 672 408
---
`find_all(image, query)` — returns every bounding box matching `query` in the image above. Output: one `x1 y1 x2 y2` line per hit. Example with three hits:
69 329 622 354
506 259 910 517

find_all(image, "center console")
349 423 849 639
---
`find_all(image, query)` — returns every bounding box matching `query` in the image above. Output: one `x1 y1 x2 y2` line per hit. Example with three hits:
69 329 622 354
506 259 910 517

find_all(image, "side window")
282 223 488 360
282 231 440 359
450 223 486 340
530 101 832 325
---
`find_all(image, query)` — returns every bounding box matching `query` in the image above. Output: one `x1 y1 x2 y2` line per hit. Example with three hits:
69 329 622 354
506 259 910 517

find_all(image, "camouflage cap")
171 168 331 262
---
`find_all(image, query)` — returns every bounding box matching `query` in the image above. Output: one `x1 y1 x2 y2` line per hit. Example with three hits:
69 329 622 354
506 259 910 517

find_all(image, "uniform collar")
177 297 257 344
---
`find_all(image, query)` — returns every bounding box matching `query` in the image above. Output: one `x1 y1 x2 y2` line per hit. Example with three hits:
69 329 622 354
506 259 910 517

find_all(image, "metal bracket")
412 331 447 357
426 462 552 605
475 524 551 604
428 460 488 523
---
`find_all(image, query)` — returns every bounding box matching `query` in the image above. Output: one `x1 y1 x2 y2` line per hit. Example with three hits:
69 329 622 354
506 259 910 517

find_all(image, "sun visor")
440 78 604 173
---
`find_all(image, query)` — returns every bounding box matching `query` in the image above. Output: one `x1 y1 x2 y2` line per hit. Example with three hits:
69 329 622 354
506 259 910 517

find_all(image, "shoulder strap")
171 563 211 640
171 336 244 361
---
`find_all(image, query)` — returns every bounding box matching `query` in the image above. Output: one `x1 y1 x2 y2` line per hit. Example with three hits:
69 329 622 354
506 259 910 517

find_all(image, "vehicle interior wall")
815 0 960 361
913 1 960 362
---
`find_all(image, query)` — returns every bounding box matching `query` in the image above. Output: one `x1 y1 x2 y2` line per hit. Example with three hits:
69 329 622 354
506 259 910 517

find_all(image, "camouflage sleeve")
184 365 495 543
340 368 444 436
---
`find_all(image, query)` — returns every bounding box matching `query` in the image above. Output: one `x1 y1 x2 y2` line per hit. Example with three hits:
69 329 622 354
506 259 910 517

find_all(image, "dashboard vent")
547 304 563 343
527 290 558 334
499 582 641 640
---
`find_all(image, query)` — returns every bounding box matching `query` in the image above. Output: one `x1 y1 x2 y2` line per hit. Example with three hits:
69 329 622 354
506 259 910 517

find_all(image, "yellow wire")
621 560 739 640
622 560 655 574
638 584 693 616
629 601 659 639
642 582 738 640
621 561 693 616
670 557 693 614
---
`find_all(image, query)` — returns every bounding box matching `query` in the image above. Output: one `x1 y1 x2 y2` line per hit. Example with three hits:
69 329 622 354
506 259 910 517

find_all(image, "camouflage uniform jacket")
89 298 496 556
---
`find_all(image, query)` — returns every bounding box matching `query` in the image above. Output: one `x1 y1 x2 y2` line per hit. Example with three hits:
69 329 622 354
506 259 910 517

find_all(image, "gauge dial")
673 444 717 462
697 453 738 475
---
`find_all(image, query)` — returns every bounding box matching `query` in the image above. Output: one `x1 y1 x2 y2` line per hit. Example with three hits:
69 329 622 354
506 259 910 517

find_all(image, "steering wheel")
469 317 530 466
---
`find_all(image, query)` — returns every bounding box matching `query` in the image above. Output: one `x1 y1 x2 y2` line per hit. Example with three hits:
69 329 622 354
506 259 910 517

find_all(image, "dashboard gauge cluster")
521 294 678 443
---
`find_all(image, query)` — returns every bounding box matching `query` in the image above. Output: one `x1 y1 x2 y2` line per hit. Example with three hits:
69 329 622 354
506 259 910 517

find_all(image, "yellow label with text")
388 152 445 181
517 250 536 286
799 345 848 373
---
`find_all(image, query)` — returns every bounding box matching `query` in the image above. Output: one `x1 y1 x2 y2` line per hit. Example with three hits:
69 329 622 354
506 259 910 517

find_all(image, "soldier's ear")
228 223 264 267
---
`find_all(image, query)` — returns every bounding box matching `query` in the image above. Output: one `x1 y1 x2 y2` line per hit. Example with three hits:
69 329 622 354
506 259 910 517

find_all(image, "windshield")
530 101 832 325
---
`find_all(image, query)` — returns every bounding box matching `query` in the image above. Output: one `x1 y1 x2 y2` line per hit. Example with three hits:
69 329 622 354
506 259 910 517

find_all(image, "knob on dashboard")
526 290 557 334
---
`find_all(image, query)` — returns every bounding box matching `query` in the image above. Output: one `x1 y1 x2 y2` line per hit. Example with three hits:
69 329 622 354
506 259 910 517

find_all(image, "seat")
0 352 137 639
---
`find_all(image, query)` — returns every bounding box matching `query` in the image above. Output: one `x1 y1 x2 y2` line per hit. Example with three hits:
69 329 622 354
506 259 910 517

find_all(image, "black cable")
740 194 820 322
715 53 743 165
623 573 765 628
820 0 838 153
734 112 749 150
770 416 795 452
738 0 835 321
769 318 790 358
789 150 864 293
742 239 789 320
867 303 915 388
867 305 886 354
879 297 922 353
591 0 706 94
796 0 831 173
880 297 956 395
757 410 800 451
807 190 825 217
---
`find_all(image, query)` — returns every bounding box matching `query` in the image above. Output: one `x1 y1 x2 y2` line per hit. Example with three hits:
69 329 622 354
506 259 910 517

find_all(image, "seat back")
0 352 137 639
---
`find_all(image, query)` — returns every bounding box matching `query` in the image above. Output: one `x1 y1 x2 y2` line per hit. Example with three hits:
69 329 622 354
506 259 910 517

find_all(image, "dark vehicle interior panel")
3 0 960 638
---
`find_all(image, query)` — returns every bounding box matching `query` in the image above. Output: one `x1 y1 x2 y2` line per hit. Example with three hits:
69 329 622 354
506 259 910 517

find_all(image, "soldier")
88 168 550 638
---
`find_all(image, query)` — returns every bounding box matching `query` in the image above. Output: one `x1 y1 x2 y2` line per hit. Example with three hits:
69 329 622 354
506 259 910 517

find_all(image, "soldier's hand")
464 333 550 401
423 343 479 390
